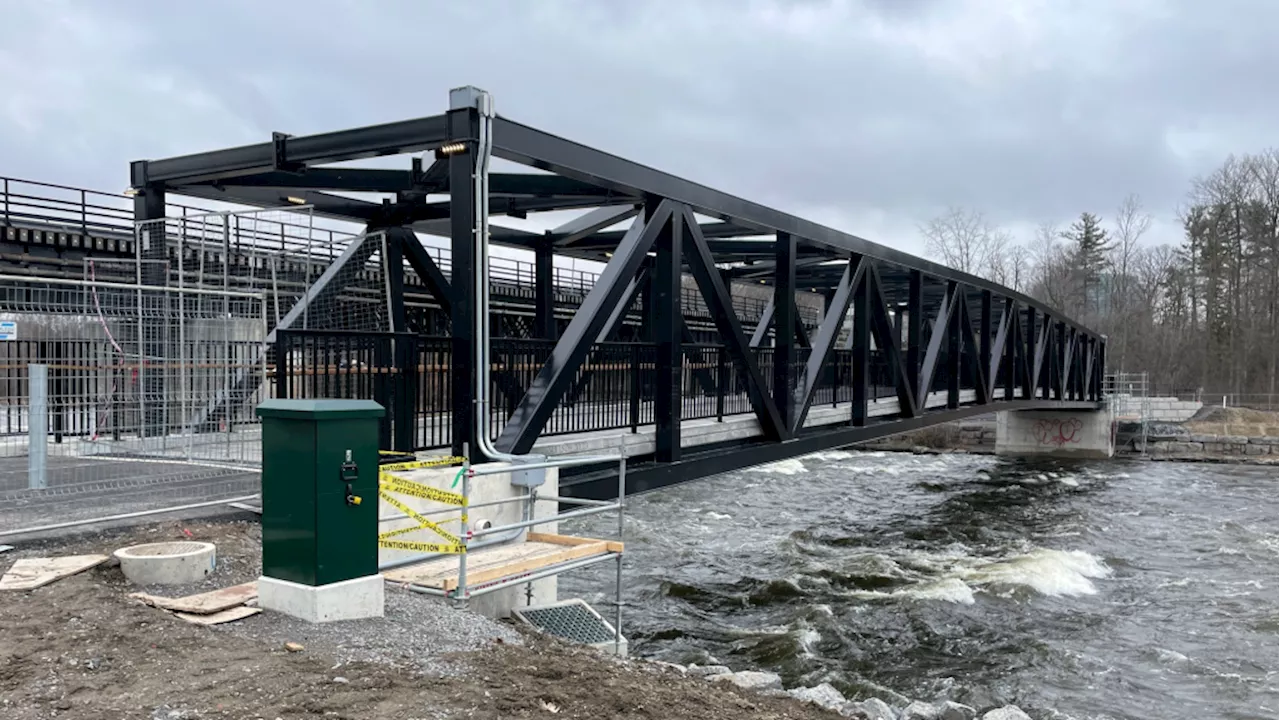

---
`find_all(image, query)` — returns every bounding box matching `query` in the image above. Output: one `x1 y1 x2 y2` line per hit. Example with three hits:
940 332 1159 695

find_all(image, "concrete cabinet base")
257 574 385 623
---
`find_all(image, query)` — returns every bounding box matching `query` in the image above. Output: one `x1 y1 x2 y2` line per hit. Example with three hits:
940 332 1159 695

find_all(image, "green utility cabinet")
255 399 385 587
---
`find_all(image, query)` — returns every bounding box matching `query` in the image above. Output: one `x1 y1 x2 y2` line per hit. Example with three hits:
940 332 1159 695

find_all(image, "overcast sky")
2 0 1276 257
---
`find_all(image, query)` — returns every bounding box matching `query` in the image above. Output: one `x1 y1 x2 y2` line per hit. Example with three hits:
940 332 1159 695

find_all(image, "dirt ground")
1185 406 1279 438
0 519 834 720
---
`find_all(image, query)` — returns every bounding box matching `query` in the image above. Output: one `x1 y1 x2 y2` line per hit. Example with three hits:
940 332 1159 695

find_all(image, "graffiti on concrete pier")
1032 417 1083 447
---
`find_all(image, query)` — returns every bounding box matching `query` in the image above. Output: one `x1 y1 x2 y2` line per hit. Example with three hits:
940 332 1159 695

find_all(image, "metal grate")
514 599 619 646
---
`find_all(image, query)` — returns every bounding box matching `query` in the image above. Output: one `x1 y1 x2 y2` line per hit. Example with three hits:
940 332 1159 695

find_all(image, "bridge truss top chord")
118 85 1107 493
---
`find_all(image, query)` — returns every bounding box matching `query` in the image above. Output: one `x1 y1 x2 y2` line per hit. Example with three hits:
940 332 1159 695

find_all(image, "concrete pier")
995 409 1115 459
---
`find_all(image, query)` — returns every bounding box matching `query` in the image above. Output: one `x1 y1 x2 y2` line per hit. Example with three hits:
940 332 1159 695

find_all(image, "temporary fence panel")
0 270 267 532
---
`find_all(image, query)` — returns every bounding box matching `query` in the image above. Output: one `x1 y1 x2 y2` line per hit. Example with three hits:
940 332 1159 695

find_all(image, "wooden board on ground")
384 536 618 592
175 605 261 625
130 581 258 615
0 554 109 590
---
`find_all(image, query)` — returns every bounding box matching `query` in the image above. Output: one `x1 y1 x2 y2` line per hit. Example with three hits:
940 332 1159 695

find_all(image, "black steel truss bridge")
23 86 1108 498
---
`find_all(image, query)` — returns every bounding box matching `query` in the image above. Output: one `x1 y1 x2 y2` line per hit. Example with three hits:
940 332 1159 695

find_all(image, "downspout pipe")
456 87 621 467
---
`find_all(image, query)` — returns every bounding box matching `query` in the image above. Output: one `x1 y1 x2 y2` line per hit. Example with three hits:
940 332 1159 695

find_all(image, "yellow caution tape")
378 490 461 544
378 524 426 540
378 538 466 554
379 456 466 472
378 473 466 506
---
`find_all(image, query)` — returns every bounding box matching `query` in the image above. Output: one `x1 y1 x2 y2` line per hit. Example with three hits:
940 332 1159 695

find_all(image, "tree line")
920 149 1278 397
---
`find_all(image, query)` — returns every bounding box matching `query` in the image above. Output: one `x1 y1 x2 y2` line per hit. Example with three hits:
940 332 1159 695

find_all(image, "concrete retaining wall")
1109 395 1203 422
1147 435 1280 457
857 417 1277 461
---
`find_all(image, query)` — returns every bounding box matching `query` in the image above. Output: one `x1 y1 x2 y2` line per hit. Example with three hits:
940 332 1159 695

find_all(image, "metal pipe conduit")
533 495 616 506
467 502 620 540
466 454 620 477
376 527 523 573
460 87 623 469
377 494 524 522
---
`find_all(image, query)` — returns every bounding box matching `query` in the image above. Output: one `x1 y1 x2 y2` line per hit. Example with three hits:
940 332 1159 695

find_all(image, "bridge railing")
0 323 996 458
1 176 820 336
0 176 135 238
268 328 969 452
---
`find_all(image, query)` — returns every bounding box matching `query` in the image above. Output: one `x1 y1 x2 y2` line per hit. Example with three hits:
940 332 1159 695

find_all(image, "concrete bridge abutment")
995 409 1115 459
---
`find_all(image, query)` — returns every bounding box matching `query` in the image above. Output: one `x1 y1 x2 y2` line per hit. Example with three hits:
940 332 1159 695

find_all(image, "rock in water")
981 707 1032 720
687 664 732 677
939 702 976 720
901 701 936 719
708 670 783 691
787 683 846 711
901 700 975 720
841 697 897 720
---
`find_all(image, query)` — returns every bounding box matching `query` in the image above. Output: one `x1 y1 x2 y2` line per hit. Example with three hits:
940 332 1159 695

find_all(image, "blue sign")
0 321 15 340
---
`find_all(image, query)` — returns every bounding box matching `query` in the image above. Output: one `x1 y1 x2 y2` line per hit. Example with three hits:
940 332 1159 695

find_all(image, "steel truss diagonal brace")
1083 338 1096 400
266 231 378 342
793 255 866 431
988 301 1011 398
867 264 918 417
681 206 786 441
550 204 640 247
917 283 959 408
385 226 452 315
596 269 648 343
749 297 775 348
1062 328 1078 398
1032 319 1049 397
1013 307 1032 396
495 201 676 454
955 293 989 404
747 297 812 349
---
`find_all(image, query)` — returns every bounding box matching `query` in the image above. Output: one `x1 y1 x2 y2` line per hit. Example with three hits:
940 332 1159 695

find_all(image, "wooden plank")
384 541 564 587
175 606 261 625
0 555 109 590
128 581 258 615
439 541 606 592
388 542 543 584
383 539 610 592
527 532 624 554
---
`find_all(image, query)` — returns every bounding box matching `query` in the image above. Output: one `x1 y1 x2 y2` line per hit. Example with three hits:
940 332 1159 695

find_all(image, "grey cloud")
1 0 1274 253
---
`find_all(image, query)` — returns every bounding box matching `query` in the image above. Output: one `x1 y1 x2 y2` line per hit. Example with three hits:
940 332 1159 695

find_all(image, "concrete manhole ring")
114 541 216 585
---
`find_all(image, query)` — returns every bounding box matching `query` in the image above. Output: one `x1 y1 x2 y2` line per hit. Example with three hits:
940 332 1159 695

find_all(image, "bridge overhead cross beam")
126 86 1108 474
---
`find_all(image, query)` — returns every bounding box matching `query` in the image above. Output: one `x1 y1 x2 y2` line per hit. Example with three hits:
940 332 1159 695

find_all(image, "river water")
562 451 1278 719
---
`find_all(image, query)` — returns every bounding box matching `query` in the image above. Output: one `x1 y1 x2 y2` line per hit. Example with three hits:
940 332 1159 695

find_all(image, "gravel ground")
1 517 835 719
220 586 521 675
4 518 520 676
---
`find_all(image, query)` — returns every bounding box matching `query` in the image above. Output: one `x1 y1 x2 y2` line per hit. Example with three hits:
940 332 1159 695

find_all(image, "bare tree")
924 149 1277 397
1107 194 1152 369
1027 222 1075 313
1000 243 1032 292
918 207 1009 281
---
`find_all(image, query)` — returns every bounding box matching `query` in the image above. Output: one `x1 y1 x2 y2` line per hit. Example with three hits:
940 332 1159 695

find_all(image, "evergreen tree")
1061 212 1113 315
